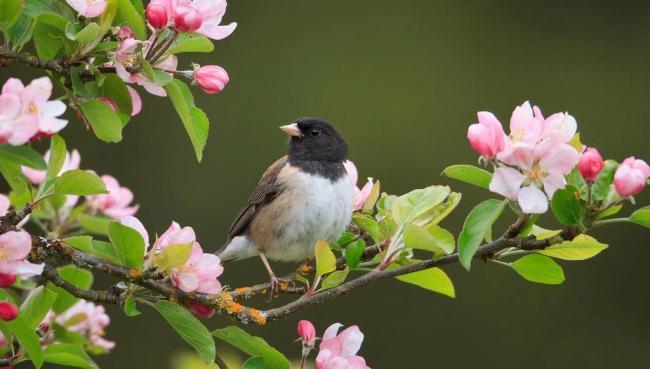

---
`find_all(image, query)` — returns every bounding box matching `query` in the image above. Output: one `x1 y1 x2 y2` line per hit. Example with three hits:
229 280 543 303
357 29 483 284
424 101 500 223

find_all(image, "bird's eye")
310 129 321 136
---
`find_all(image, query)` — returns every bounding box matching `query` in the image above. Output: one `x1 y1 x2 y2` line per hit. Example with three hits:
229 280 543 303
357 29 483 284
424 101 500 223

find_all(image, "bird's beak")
279 123 301 137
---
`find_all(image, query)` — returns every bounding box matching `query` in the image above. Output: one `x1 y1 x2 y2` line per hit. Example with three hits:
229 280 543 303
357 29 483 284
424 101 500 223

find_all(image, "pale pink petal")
84 0 107 17
103 205 139 220
538 143 580 174
497 141 536 170
174 271 198 292
38 117 68 134
0 195 9 216
517 185 548 214
343 160 358 186
11 260 44 278
544 112 576 143
347 356 369 369
126 86 142 116
0 231 32 261
2 78 24 94
489 167 525 199
40 100 66 117
7 115 38 145
322 323 343 341
541 172 566 199
197 22 237 40
338 325 364 357
21 166 46 185
0 94 21 118
65 0 88 14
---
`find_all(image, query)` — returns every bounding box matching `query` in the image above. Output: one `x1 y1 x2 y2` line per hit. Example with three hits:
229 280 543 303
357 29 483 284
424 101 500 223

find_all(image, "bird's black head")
281 117 348 163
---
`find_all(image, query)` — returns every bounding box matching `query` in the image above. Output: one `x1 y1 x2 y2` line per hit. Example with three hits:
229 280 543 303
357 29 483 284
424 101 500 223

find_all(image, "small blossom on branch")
54 300 115 352
614 157 650 197
0 230 44 278
65 0 107 18
193 64 229 94
316 323 370 369
86 175 139 220
578 147 604 182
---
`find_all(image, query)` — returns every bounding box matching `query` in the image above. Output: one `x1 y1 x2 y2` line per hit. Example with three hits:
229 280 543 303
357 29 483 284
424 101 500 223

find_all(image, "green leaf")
457 199 506 270
352 214 382 242
20 286 57 330
0 315 44 368
116 0 146 39
551 185 585 226
44 343 99 369
391 186 451 225
80 99 123 142
426 191 462 226
212 326 290 369
315 240 336 277
511 254 565 285
6 12 36 49
54 170 107 195
396 267 455 298
362 179 381 214
107 221 145 268
529 225 562 240
153 70 173 86
156 243 193 271
149 301 215 363
123 295 140 317
0 159 29 195
441 164 492 189
76 214 110 235
168 33 214 53
0 144 47 169
629 206 650 228
46 135 66 179
63 236 119 263
50 265 94 313
320 267 349 290
243 356 274 369
591 160 617 202
0 0 22 30
74 22 99 44
345 239 365 269
536 235 607 260
164 79 210 162
33 13 69 59
596 204 623 219
99 75 132 123
403 224 455 256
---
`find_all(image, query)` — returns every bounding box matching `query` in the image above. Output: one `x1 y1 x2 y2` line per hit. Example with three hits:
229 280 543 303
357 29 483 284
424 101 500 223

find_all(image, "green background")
3 0 650 367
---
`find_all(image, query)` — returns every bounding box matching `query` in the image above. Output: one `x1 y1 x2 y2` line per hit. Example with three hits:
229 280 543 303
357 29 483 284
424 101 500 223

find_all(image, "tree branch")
0 47 67 73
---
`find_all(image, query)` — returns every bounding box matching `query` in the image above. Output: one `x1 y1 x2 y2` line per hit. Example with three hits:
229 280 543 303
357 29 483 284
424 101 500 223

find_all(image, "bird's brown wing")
226 156 289 240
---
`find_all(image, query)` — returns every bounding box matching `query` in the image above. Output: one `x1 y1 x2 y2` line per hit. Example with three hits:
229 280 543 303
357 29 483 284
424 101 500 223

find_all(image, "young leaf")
536 235 608 260
0 315 44 368
345 239 365 269
457 199 506 270
74 22 99 44
511 254 565 285
54 170 107 195
33 13 69 59
391 186 451 225
243 356 274 369
75 214 110 235
165 79 210 161
591 160 617 202
352 214 383 242
107 221 145 268
50 265 94 313
403 224 454 256
46 135 66 179
63 236 119 263
396 267 455 298
426 191 462 226
123 296 141 317
116 0 146 39
20 286 57 330
6 12 35 49
0 0 22 30
315 240 336 277
0 144 47 169
44 343 99 369
212 326 290 369
149 301 216 364
629 206 650 228
441 164 492 189
168 33 214 53
362 180 381 214
80 99 123 142
156 243 193 271
320 267 349 290
551 185 585 226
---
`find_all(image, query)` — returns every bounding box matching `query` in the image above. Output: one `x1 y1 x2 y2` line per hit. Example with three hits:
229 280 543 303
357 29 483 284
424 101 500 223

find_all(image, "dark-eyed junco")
217 118 354 290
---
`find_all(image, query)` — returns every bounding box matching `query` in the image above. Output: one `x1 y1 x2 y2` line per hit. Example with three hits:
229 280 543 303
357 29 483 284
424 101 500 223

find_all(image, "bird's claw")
267 275 292 301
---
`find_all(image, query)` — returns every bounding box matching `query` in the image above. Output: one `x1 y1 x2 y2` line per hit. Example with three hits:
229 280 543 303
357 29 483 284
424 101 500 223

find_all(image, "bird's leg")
259 251 284 297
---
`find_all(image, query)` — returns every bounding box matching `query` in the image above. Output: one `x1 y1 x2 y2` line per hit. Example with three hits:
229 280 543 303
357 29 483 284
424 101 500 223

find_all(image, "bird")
216 117 354 292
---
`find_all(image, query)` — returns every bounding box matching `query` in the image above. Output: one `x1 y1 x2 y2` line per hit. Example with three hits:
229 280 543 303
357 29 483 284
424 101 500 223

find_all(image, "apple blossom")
467 111 506 159
171 244 224 294
343 160 374 210
154 221 199 251
174 5 203 32
86 175 139 220
146 2 169 29
316 323 370 369
152 0 236 39
0 302 18 321
65 0 107 17
614 157 650 197
193 64 229 94
0 230 44 278
578 147 604 182
117 25 134 40
113 37 178 96
56 300 115 351
127 86 142 116
21 149 81 185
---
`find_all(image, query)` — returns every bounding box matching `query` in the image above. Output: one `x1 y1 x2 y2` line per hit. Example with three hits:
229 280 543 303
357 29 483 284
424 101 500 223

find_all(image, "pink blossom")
0 302 18 321
0 230 44 278
467 111 506 159
173 5 203 32
193 65 229 94
0 194 9 217
126 86 142 116
154 221 198 251
614 157 650 197
120 216 150 248
65 0 107 17
343 160 374 211
316 323 370 369
113 38 177 96
86 175 139 220
146 2 169 29
21 149 81 185
56 300 115 351
0 77 67 144
171 244 224 294
578 147 604 181
117 25 134 40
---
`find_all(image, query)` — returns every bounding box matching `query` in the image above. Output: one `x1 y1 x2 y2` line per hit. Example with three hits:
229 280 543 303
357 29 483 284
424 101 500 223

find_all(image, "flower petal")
517 185 548 214
489 167 525 199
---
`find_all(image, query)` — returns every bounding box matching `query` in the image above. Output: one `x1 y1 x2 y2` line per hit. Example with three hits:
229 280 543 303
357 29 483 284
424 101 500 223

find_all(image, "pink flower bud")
467 112 506 159
146 3 168 29
0 302 18 321
0 274 16 289
173 6 203 33
98 97 118 113
188 302 215 319
298 320 316 347
614 157 650 197
193 65 229 95
118 25 134 40
578 147 604 181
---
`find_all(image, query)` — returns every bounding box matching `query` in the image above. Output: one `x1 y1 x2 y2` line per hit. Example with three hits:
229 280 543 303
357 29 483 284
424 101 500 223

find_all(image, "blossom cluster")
297 320 371 369
53 300 115 351
468 101 650 213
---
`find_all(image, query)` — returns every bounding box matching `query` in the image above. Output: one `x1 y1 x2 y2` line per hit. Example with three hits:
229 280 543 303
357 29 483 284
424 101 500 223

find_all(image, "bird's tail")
215 236 258 263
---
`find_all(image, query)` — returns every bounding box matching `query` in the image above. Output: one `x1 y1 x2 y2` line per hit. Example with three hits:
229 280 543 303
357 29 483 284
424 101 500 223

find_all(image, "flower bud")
193 65 229 95
0 302 18 321
578 147 604 181
173 6 203 33
146 3 168 29
0 273 16 289
118 25 134 40
614 157 650 197
297 320 316 348
188 302 215 319
467 112 506 159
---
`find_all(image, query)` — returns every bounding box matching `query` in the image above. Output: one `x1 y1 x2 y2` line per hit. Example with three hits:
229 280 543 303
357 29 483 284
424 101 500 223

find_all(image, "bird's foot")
267 275 292 301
